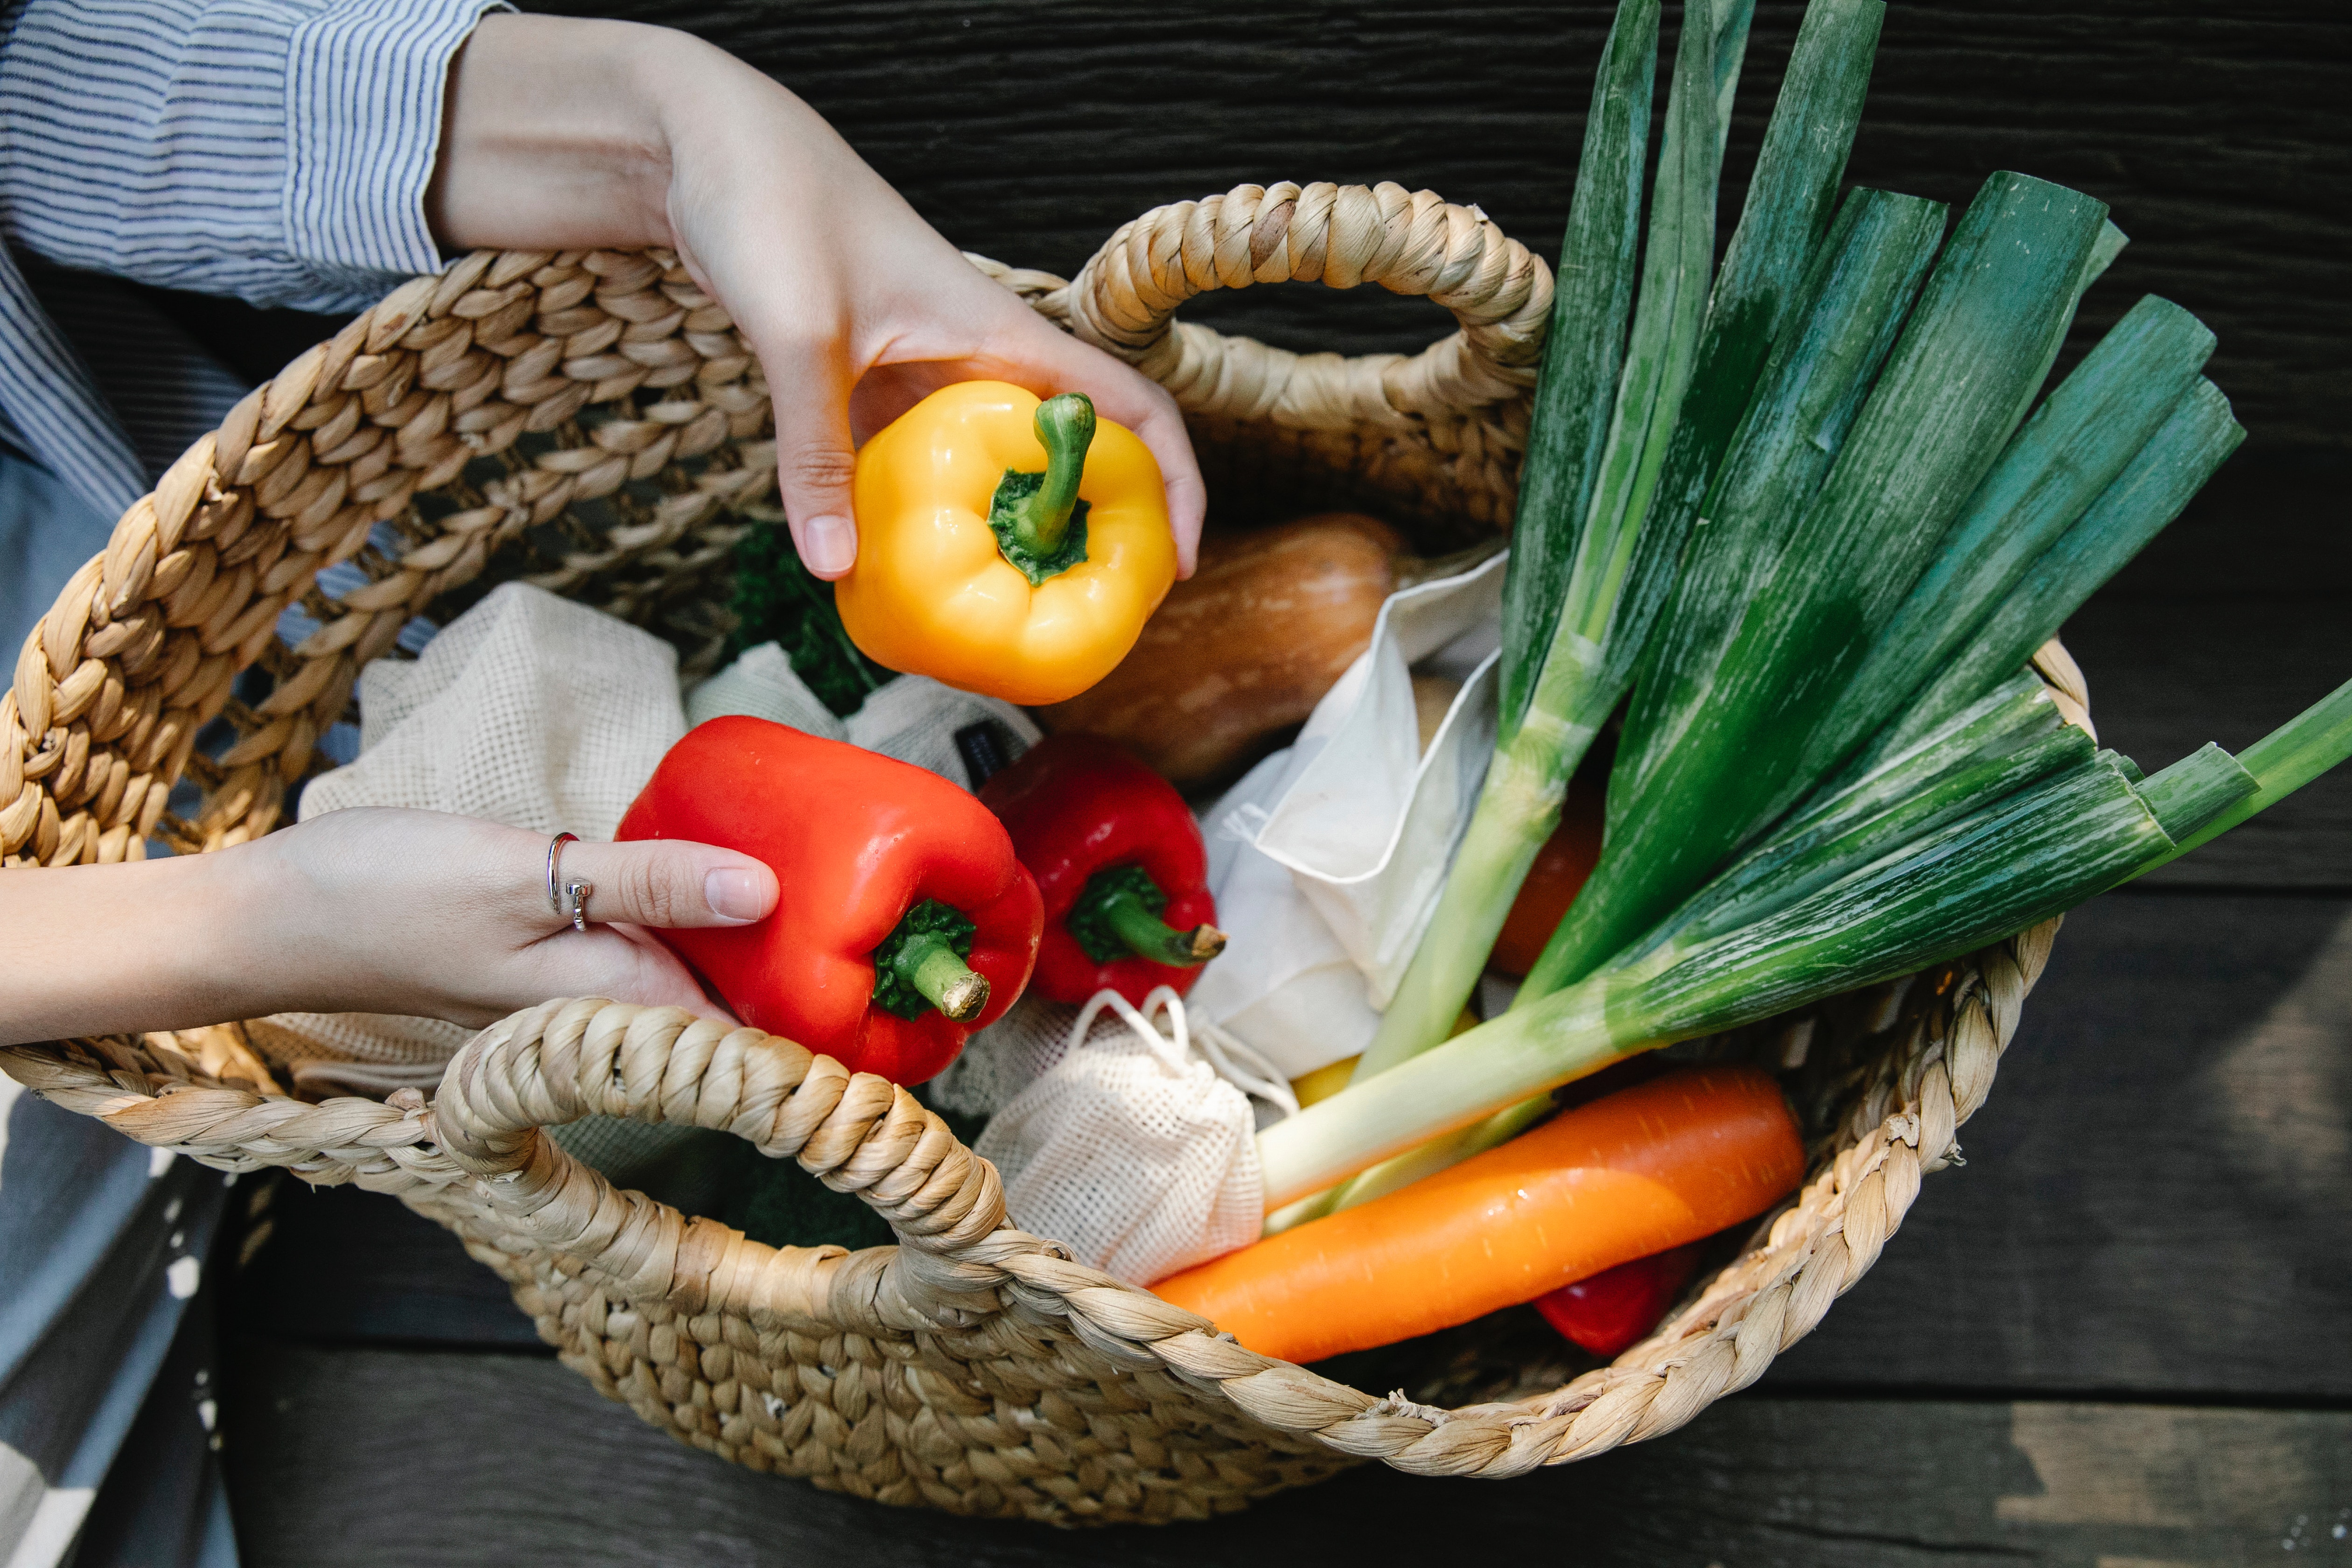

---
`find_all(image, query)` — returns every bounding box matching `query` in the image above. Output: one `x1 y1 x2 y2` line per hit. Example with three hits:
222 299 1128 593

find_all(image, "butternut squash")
1037 513 1497 788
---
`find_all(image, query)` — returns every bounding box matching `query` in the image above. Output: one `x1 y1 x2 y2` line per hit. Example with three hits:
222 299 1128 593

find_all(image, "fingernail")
705 868 769 924
801 515 856 576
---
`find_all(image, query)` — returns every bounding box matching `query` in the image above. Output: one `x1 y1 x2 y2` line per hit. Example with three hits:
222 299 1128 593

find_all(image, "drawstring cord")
1059 986 1300 1120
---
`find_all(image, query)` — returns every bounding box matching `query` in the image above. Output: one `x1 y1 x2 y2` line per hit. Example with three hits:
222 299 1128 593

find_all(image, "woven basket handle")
428 997 1028 1335
1056 180 1552 432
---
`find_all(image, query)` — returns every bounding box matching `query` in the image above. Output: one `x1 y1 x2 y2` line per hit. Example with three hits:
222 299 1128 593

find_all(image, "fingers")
557 837 778 930
752 332 864 580
516 923 743 1025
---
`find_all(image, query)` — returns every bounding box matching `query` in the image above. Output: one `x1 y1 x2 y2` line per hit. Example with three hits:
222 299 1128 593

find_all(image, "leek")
2144 677 2352 869
1531 171 2117 998
1603 187 1946 819
2136 742 2261 842
1356 3 1885 1083
1493 0 1657 742
1808 294 2216 776
1876 377 2246 756
1259 744 2249 1209
1633 674 2093 959
1350 0 1742 1079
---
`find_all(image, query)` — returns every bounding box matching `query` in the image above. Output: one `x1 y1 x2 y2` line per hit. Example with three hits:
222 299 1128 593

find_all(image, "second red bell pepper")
616 715 1042 1084
978 733 1225 1006
1532 1240 1708 1358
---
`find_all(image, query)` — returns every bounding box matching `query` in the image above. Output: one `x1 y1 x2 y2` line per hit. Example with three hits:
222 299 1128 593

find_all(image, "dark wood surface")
210 2 2352 1562
524 0 2352 453
225 1344 2352 1568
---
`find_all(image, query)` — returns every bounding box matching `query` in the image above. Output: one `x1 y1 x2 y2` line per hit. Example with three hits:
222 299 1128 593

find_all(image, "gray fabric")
0 322 244 1568
0 447 113 660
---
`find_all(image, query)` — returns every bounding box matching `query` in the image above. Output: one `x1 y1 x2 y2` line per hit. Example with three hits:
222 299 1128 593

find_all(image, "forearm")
2 808 779 1047
425 14 825 259
0 846 288 1045
425 14 679 254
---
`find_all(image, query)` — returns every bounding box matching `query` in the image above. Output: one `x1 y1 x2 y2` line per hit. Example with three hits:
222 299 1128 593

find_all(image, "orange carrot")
1151 1066 1803 1364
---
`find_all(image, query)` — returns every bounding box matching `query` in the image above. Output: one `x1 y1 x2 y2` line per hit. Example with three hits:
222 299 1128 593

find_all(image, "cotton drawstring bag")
974 988 1270 1286
247 582 690 1097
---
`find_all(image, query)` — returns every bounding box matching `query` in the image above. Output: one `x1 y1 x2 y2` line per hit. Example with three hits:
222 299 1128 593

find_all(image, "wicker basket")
1 181 2080 1524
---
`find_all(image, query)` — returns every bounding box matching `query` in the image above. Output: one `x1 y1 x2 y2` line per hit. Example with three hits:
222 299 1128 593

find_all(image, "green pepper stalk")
871 899 991 1022
989 393 1096 585
1069 865 1228 968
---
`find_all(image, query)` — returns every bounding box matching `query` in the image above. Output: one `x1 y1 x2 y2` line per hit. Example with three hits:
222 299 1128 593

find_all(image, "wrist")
147 836 310 1029
0 844 282 1044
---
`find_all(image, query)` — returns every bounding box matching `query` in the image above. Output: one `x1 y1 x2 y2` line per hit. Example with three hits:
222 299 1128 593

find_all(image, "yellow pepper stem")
989 394 1096 584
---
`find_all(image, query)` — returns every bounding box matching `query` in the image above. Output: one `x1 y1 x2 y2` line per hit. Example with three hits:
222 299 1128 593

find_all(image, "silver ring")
545 832 592 935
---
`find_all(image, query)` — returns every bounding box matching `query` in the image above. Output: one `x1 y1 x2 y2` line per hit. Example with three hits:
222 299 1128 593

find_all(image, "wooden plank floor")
224 1344 2352 1568
204 1 2352 1561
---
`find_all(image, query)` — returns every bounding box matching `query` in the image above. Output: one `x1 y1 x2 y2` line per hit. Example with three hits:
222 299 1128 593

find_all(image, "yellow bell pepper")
838 381 1176 707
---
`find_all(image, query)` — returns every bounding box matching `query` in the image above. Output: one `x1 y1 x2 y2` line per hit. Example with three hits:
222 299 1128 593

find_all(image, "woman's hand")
0 809 778 1046
424 14 1205 581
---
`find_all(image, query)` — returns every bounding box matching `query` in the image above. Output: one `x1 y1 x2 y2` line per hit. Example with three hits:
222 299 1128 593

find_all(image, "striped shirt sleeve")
0 0 511 316
0 240 147 515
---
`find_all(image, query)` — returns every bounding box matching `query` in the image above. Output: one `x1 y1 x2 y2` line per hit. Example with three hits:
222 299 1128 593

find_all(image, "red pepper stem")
1099 886 1227 968
893 935 991 1022
1006 394 1095 557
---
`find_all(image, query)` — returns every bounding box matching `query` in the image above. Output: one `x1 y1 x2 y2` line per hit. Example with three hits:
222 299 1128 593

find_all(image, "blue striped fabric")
25 261 250 481
0 0 508 522
1 9 509 1563
0 242 147 518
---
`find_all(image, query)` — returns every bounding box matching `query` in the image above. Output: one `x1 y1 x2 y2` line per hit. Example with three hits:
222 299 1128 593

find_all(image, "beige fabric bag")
973 988 1265 1286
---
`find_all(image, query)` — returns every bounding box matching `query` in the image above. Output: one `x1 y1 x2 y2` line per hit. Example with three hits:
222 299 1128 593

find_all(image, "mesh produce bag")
974 988 1265 1286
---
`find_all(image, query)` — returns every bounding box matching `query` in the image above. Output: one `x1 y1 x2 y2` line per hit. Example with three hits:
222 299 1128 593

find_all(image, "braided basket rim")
0 182 2083 1515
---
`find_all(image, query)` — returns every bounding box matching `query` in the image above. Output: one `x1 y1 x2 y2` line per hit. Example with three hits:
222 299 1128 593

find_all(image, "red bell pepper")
616 716 1042 1084
978 733 1225 1006
1532 1240 1707 1358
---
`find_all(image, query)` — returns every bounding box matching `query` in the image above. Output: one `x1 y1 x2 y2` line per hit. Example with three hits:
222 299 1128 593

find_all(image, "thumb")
558 839 779 930
762 340 862 580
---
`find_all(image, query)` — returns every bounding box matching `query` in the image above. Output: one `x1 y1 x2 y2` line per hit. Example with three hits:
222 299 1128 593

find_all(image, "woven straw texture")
2 181 2080 1524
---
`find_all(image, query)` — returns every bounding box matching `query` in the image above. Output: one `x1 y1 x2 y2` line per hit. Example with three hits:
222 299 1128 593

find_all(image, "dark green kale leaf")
728 518 893 717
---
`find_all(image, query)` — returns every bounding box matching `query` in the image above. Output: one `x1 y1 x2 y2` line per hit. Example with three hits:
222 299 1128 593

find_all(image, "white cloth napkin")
1183 549 1506 1078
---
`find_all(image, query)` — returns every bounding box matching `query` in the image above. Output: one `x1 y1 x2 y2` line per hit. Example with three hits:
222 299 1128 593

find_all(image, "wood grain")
223 1339 2352 1566
1764 890 2352 1398
230 1178 543 1349
516 0 2352 451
